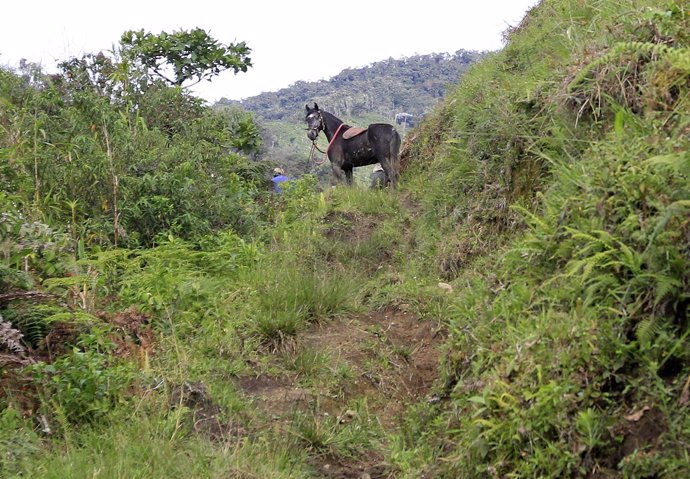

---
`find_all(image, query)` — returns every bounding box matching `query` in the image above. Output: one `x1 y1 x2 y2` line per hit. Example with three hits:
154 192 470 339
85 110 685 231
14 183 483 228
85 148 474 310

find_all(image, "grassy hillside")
396 0 690 476
2 0 689 478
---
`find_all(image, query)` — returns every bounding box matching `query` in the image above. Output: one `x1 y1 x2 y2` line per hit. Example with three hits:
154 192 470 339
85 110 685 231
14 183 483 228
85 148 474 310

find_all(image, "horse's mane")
322 110 349 129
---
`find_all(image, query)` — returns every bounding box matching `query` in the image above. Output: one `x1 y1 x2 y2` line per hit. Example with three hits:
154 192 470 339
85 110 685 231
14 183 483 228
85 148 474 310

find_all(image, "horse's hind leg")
380 158 399 189
382 163 397 188
344 168 354 186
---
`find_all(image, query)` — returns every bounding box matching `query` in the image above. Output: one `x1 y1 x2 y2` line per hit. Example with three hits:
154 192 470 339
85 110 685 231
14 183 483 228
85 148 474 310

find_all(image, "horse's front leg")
331 163 346 184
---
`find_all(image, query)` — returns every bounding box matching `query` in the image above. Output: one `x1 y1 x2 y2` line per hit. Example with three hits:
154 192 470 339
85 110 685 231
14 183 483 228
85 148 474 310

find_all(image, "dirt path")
232 193 444 477
237 307 445 477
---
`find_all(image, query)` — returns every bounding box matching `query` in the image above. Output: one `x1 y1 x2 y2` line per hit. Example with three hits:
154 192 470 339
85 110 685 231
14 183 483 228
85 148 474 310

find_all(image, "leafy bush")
0 201 75 280
1 53 267 250
112 233 261 315
26 347 135 426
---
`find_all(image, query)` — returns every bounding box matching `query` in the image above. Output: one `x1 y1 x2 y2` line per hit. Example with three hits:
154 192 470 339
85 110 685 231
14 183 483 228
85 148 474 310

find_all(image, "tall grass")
12 409 312 479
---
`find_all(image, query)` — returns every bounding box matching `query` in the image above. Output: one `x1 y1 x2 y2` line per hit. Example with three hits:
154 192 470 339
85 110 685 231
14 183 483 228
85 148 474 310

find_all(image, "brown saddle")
342 127 367 140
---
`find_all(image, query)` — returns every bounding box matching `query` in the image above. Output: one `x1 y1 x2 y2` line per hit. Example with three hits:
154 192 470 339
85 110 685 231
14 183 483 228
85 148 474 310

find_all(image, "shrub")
26 348 135 426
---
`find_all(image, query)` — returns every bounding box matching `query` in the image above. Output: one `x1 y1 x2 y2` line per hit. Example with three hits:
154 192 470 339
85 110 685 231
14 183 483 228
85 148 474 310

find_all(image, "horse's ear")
305 104 310 111
314 102 319 111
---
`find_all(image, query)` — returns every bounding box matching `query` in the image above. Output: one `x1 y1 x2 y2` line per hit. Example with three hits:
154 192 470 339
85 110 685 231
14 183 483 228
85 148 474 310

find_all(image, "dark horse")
305 103 400 187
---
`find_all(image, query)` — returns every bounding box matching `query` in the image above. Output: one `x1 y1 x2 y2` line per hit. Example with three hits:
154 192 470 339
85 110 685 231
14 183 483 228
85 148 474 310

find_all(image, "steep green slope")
394 0 690 476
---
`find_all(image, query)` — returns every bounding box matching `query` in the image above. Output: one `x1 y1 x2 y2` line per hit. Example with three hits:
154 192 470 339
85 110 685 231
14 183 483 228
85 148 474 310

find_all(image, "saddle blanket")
342 127 367 140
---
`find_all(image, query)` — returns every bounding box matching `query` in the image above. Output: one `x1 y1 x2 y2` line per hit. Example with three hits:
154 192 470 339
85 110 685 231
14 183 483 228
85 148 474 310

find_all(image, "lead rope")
310 140 328 165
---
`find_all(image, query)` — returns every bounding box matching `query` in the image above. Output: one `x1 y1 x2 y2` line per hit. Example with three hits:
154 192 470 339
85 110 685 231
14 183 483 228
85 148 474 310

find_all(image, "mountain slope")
216 50 483 122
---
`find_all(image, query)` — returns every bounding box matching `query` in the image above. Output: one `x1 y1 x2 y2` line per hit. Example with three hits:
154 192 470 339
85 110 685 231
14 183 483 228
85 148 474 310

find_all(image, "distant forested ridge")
216 50 484 123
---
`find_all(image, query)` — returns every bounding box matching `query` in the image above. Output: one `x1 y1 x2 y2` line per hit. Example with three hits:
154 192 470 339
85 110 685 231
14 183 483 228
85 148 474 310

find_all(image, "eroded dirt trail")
237 307 445 478
237 308 444 419
233 194 444 477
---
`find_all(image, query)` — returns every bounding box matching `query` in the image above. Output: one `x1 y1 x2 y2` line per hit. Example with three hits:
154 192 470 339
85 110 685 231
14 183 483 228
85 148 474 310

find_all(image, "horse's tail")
389 128 401 186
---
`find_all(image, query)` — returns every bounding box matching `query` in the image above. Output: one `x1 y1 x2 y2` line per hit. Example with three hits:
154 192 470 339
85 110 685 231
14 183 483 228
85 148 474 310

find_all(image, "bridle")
307 111 328 164
306 110 347 166
306 110 325 139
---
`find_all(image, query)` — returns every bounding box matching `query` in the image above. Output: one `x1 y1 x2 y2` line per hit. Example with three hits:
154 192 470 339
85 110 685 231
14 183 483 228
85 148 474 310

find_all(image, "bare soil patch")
236 306 444 477
323 211 379 244
311 451 389 479
170 381 247 441
310 308 442 426
237 307 444 428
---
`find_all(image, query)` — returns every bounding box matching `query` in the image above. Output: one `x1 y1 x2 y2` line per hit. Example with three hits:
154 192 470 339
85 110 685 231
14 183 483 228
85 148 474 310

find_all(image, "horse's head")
305 103 323 141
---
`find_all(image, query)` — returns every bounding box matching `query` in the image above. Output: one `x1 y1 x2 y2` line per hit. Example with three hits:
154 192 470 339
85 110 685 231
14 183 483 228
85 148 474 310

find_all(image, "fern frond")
665 47 690 72
645 153 690 176
0 315 28 355
583 273 621 303
615 240 642 273
42 311 99 324
644 200 690 255
636 316 662 348
654 275 682 307
604 242 643 275
42 276 92 290
566 228 602 245
510 204 553 235
566 251 614 282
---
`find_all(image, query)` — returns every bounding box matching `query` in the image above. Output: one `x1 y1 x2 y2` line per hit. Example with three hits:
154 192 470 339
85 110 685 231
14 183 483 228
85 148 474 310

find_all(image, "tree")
120 28 252 88
1 38 263 249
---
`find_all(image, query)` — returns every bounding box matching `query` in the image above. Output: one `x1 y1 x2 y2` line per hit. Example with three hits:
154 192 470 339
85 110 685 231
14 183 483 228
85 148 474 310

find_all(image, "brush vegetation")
1 0 689 477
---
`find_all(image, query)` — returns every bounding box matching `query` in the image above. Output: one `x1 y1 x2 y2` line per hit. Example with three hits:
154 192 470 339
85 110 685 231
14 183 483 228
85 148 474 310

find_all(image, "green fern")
4 305 67 348
567 250 614 284
511 203 554 235
583 273 621 305
653 275 682 307
644 200 690 256
42 275 93 290
636 316 663 348
665 47 690 72
42 311 99 324
645 153 690 176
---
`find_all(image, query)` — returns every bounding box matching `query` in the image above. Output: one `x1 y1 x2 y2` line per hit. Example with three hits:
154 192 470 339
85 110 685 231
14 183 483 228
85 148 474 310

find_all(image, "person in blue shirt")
271 167 289 193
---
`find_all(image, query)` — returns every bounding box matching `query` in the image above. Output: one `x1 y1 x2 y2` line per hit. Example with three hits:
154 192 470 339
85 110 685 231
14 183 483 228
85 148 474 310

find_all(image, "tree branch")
0 291 56 304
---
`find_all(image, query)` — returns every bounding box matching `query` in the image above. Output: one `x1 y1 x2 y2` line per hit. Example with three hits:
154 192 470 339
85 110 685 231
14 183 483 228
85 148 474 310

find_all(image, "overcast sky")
1 1 540 103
